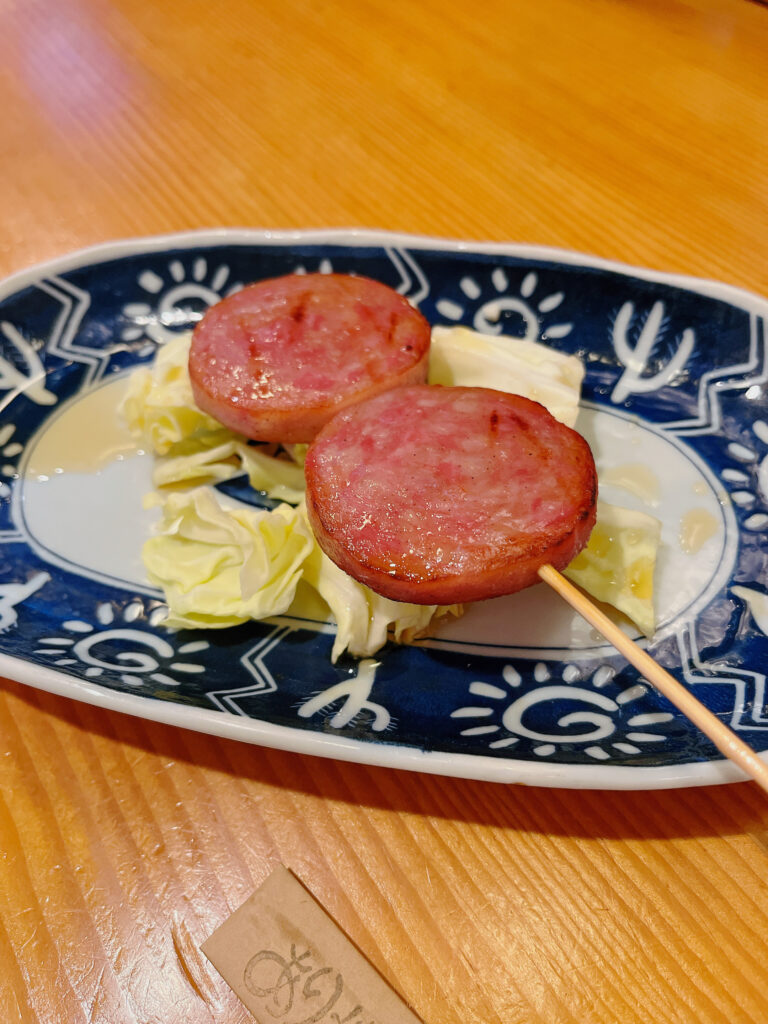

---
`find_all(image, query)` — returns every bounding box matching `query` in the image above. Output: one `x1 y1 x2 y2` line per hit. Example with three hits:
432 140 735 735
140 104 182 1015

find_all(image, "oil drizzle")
601 463 660 506
679 508 719 554
25 377 142 478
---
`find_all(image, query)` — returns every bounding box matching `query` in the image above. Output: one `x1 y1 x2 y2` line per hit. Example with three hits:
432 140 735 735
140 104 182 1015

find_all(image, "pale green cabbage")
565 501 661 636
238 445 306 504
153 438 307 502
429 325 584 427
143 488 313 630
120 332 225 455
152 436 245 488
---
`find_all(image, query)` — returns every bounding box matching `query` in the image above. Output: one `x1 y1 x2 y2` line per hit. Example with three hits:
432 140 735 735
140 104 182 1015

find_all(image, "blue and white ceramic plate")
1 228 767 789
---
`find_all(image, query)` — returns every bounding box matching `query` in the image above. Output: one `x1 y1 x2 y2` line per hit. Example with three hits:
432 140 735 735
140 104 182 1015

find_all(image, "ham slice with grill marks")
305 385 597 604
188 273 431 443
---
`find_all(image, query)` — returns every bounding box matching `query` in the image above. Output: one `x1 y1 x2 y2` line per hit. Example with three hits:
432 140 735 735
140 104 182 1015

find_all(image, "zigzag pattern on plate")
39 276 109 385
661 312 767 437
677 622 768 731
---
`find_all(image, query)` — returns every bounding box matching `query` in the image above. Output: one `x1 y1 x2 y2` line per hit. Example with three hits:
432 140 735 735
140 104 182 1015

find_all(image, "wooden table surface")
3 1 768 1021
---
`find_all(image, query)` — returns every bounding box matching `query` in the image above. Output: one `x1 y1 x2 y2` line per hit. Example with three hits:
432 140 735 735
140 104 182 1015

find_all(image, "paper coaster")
202 865 423 1023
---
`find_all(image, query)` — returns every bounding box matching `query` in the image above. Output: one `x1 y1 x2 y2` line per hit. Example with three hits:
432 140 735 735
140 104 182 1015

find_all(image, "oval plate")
1 228 767 789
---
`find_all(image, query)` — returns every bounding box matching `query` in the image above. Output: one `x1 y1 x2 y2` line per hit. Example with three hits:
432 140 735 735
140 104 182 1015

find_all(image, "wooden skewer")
538 563 768 795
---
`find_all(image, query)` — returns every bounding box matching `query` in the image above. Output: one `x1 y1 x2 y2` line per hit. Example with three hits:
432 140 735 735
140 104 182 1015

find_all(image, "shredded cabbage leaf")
238 445 306 504
120 332 225 455
151 436 245 488
143 488 313 629
428 325 583 427
564 501 661 636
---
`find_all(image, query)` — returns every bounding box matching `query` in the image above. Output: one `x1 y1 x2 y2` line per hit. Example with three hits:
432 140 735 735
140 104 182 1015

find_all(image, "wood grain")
2 1 768 1021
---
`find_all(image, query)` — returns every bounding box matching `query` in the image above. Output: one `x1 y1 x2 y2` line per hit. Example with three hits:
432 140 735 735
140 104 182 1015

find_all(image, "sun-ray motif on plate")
34 601 209 688
451 663 675 760
120 257 244 351
0 422 24 498
720 419 768 532
435 268 572 342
